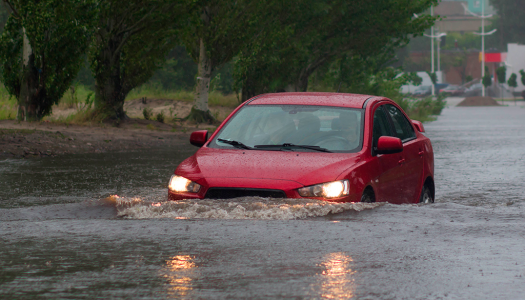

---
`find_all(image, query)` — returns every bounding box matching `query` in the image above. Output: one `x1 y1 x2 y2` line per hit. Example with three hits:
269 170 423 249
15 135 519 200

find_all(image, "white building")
505 44 525 92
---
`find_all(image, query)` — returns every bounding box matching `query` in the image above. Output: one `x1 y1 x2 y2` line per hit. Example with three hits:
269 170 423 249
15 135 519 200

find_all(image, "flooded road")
2 105 525 299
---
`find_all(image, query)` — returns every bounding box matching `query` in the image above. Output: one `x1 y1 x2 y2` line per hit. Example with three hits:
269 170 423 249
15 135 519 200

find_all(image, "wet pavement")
1 104 525 299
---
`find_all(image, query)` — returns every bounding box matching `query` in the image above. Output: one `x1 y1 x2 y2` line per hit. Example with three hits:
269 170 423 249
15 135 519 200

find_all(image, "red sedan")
168 93 434 204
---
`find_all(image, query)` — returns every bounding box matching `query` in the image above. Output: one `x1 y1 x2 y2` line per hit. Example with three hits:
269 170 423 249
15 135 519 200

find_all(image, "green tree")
236 0 437 101
0 0 97 121
496 66 506 84
181 0 271 123
519 69 525 86
0 2 10 33
482 66 492 90
507 73 517 99
488 0 525 49
90 0 188 120
508 73 517 88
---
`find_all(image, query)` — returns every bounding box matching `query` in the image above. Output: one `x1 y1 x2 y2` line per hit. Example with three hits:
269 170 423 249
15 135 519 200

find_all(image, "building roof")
435 1 468 16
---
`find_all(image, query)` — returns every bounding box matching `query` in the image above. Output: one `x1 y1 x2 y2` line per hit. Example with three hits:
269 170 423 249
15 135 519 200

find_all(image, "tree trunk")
17 29 41 121
241 75 260 102
185 38 217 124
94 36 127 120
295 72 310 92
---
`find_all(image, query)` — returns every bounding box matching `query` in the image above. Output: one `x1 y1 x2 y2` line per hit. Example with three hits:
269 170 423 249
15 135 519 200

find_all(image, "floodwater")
2 105 525 299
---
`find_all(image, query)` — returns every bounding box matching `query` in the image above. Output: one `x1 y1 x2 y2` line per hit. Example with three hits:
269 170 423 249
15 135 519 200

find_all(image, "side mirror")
190 130 208 147
412 120 425 133
376 136 403 155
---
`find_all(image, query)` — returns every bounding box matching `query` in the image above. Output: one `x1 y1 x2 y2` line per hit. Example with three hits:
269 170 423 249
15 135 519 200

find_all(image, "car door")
372 105 407 204
384 104 423 203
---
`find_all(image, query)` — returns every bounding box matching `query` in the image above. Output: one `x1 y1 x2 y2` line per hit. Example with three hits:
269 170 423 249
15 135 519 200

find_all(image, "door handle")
398 158 406 165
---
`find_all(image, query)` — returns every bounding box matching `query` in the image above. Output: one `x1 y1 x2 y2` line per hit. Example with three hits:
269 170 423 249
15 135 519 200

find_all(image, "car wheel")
419 185 433 204
361 189 375 203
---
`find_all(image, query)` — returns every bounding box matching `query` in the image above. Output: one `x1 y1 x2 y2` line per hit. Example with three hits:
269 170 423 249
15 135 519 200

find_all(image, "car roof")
247 92 376 109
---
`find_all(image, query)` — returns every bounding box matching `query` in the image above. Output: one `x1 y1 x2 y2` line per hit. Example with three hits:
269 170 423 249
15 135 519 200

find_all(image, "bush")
0 83 16 120
143 108 152 120
156 111 165 123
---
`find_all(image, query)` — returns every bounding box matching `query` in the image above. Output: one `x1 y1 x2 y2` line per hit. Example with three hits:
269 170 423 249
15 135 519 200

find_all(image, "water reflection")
316 252 356 299
162 255 197 298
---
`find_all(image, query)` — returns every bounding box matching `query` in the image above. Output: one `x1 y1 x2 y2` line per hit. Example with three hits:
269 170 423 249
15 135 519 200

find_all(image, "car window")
372 106 395 148
210 105 364 152
384 104 416 142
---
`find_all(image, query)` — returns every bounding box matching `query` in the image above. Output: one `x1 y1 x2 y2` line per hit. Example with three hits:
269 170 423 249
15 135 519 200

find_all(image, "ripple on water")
112 195 384 220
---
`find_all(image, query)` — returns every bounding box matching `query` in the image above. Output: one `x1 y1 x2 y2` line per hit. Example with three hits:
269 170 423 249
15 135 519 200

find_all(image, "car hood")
175 147 361 187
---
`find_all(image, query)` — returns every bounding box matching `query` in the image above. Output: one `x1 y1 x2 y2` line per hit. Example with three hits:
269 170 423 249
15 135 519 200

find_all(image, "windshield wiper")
254 143 332 153
217 138 254 150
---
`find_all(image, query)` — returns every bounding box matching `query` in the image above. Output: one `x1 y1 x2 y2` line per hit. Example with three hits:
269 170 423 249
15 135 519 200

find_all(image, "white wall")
505 43 525 92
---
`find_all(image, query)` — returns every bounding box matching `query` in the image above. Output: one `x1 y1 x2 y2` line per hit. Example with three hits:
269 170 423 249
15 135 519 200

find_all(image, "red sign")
479 52 507 63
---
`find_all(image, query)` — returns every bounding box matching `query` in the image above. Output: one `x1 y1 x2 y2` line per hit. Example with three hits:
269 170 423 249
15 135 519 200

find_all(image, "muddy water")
2 106 525 299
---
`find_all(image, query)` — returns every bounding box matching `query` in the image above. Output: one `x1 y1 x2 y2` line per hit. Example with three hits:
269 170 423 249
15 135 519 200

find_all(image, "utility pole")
462 1 496 97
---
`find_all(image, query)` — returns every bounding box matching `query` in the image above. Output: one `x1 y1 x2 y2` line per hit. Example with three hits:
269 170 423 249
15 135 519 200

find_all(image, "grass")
397 95 447 123
126 83 240 108
58 84 94 109
0 84 17 120
44 108 109 125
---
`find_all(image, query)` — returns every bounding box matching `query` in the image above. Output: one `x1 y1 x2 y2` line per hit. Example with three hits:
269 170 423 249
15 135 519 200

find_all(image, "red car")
168 93 434 204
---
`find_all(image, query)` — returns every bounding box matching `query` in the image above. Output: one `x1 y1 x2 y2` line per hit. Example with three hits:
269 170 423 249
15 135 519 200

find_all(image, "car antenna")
337 81 342 93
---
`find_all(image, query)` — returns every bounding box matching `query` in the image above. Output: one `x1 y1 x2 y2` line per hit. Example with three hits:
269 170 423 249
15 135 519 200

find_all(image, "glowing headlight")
169 175 201 193
298 180 349 198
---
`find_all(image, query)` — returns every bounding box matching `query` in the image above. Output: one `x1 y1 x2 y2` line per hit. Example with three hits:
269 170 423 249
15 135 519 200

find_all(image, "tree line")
0 0 437 123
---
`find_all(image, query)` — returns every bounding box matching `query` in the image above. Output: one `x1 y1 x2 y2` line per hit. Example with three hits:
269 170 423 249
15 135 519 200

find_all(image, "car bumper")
167 177 359 202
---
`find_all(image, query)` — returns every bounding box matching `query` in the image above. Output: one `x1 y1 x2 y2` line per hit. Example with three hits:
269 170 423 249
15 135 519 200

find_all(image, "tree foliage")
181 0 272 123
235 0 438 101
489 0 525 49
89 0 188 119
508 73 517 88
482 66 492 88
519 69 525 86
0 0 97 120
496 66 506 84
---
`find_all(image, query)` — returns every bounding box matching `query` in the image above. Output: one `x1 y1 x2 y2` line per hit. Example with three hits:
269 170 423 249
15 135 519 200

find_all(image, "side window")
372 106 394 147
385 104 416 142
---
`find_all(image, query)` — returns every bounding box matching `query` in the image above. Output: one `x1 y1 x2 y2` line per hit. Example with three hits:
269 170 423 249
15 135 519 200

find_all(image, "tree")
519 69 525 86
520 70 525 100
235 0 437 101
507 73 517 99
0 0 97 121
181 0 271 123
482 66 492 93
89 0 188 120
488 0 525 49
496 66 506 84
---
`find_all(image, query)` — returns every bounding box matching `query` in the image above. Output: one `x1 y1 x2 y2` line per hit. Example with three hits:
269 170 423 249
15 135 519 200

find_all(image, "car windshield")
210 105 364 152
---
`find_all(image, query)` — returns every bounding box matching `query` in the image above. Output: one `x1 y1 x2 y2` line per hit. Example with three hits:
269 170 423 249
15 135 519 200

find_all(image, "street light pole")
431 6 435 96
416 7 446 96
462 2 496 97
424 29 447 96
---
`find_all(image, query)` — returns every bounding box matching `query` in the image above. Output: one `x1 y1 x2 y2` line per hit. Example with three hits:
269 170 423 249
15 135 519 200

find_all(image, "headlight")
169 175 201 193
298 180 349 198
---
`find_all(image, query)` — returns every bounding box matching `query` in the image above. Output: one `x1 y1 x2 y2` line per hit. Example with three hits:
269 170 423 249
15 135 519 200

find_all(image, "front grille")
205 188 286 199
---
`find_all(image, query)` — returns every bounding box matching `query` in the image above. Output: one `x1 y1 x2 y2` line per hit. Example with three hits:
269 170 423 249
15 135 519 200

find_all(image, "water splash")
113 195 384 220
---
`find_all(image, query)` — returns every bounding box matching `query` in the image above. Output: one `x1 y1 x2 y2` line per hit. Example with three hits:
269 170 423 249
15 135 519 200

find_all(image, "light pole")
418 6 446 96
423 31 447 96
461 2 496 97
